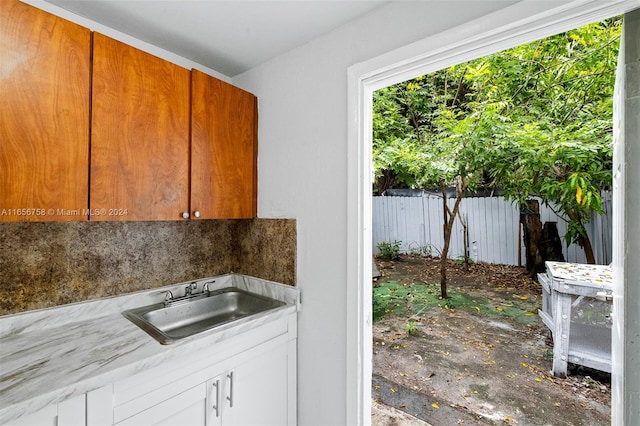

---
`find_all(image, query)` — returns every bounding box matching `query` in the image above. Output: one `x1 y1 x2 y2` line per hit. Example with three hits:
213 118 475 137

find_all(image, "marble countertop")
0 274 299 424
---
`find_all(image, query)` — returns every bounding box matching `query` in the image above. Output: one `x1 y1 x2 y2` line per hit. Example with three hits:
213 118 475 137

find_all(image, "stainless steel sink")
122 287 286 344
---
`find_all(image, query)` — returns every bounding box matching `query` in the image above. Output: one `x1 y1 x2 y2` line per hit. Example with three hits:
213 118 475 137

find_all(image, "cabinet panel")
91 33 190 221
87 385 113 426
116 383 207 426
58 393 86 426
0 0 90 221
7 405 56 426
191 70 257 219
6 393 85 426
223 337 289 426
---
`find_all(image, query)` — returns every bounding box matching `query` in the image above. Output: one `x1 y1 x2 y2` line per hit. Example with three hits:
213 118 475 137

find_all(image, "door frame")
346 1 640 424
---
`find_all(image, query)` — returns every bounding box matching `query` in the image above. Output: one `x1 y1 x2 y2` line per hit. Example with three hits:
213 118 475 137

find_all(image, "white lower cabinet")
113 319 295 426
5 315 296 426
116 338 288 426
215 338 288 426
9 393 85 426
4 386 112 426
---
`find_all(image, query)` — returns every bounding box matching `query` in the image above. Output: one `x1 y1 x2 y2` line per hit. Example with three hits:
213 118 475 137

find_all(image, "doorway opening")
369 17 618 425
346 2 638 425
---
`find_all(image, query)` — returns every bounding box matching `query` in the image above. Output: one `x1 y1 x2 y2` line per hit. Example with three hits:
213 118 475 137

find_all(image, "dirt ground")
371 255 611 426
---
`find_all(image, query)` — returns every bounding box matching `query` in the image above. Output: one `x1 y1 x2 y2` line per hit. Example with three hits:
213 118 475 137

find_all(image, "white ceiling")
42 0 388 77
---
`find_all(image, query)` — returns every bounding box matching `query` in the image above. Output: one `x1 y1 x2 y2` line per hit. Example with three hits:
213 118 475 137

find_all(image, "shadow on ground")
372 255 610 426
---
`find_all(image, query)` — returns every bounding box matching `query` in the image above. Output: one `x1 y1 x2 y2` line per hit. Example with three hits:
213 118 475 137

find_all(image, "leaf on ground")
432 403 440 409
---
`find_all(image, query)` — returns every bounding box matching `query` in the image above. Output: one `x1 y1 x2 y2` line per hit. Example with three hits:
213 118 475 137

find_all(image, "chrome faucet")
163 280 216 307
185 282 197 296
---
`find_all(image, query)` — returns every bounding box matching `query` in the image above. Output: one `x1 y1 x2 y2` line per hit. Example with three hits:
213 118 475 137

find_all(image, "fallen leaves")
372 254 612 424
513 294 529 300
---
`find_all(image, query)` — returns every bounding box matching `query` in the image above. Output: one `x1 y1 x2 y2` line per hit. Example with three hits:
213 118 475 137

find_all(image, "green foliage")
455 255 474 266
409 244 440 257
371 281 538 323
372 18 620 256
405 321 419 336
377 240 401 260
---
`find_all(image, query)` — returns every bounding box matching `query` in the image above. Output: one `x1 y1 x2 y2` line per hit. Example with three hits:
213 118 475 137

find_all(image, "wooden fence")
372 192 612 266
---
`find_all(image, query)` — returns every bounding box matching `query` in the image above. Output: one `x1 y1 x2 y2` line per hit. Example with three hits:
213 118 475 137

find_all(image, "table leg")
552 290 572 377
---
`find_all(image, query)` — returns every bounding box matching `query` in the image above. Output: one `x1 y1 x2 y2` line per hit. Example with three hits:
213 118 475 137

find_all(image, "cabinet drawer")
114 361 224 424
115 383 207 426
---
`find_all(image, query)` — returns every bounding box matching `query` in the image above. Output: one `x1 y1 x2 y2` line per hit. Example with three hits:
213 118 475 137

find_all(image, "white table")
538 262 612 377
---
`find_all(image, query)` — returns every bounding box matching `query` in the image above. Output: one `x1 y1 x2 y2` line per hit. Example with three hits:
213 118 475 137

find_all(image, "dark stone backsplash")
0 219 296 315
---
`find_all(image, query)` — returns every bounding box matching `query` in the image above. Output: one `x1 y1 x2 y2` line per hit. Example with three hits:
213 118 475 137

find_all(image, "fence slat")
372 194 612 266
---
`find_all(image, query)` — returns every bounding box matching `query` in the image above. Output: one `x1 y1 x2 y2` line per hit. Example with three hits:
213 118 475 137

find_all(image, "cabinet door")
223 338 289 426
116 383 207 426
7 405 56 426
91 33 190 221
0 0 90 222
7 393 85 426
191 70 257 219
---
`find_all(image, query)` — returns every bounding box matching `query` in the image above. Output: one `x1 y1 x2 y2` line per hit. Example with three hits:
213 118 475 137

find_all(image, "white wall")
232 2 573 424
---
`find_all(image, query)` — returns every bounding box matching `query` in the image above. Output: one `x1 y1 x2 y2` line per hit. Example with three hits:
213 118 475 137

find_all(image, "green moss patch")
373 280 538 324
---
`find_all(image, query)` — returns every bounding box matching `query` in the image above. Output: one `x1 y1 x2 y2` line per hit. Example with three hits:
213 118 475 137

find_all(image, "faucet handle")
202 280 216 295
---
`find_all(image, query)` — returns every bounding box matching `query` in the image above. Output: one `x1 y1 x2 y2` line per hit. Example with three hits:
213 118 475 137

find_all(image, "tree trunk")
520 200 544 277
541 222 565 262
566 210 596 264
440 184 449 299
460 214 470 269
439 178 465 298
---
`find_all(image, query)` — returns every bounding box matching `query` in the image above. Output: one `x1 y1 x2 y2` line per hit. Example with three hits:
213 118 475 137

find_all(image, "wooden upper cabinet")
191 70 258 219
0 0 90 221
90 33 190 221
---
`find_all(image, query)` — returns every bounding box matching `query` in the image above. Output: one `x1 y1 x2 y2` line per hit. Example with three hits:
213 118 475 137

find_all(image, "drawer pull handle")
226 371 234 408
212 379 220 417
